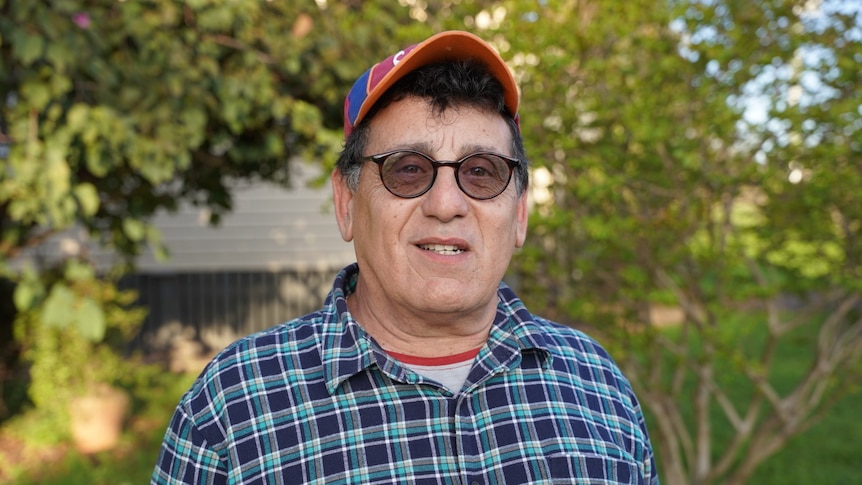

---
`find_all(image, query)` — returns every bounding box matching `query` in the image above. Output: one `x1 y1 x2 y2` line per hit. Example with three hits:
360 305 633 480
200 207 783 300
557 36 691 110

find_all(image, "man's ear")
515 191 529 248
331 168 355 242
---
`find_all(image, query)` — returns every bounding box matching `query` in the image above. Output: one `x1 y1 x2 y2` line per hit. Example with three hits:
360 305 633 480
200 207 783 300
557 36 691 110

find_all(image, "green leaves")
42 283 105 342
73 182 100 216
12 267 44 312
121 218 146 242
12 260 107 342
9 28 45 66
2 1 394 264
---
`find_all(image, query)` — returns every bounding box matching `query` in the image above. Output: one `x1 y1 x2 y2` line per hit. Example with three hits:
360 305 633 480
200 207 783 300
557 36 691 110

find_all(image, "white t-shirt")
387 348 481 392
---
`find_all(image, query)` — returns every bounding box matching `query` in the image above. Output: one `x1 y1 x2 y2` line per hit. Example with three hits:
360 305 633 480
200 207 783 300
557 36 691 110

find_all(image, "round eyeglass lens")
381 152 435 197
458 154 511 199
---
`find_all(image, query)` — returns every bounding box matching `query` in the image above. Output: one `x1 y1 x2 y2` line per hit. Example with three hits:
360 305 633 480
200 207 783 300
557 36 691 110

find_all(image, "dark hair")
336 59 529 195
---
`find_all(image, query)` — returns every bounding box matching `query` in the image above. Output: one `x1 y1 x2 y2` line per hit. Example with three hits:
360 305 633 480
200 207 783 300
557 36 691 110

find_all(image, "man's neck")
346 286 496 359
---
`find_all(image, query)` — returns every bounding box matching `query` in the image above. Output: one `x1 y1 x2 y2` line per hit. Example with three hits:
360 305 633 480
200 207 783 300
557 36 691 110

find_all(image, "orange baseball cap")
343 30 520 138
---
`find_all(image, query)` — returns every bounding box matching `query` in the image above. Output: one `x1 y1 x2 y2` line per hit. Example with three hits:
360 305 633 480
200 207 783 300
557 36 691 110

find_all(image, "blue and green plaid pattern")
152 264 658 484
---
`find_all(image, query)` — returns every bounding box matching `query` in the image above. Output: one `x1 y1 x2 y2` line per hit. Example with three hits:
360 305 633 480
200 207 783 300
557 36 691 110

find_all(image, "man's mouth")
417 244 466 255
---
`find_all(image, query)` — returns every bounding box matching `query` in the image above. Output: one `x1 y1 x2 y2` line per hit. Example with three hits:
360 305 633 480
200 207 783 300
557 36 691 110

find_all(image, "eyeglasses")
362 150 521 200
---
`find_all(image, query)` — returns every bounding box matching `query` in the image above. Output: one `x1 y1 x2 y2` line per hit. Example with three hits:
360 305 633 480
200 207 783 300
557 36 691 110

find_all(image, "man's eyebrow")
461 143 507 155
394 141 435 154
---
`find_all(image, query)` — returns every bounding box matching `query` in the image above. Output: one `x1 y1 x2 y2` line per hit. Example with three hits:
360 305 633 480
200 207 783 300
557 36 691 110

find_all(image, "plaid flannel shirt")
152 264 658 484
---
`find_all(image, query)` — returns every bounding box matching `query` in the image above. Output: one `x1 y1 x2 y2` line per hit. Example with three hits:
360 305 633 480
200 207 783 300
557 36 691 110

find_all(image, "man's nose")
421 166 469 220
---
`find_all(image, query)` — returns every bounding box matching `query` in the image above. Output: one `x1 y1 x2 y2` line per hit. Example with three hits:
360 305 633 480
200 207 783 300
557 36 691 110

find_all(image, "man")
152 30 658 484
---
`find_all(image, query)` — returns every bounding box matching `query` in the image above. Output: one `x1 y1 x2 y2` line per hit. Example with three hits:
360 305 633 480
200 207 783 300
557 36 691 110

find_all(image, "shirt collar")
322 264 553 394
488 282 554 367
322 264 377 394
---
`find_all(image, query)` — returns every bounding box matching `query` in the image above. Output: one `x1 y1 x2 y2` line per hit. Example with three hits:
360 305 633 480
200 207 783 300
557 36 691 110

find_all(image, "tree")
0 0 416 262
503 0 861 483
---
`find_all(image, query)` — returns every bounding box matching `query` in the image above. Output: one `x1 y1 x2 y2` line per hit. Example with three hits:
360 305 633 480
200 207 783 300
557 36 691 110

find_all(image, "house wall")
9 162 354 367
117 163 356 357
134 164 354 273
125 267 342 362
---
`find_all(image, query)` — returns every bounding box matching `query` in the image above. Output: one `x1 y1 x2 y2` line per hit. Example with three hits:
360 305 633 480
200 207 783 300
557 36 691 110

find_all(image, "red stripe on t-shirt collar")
386 347 482 366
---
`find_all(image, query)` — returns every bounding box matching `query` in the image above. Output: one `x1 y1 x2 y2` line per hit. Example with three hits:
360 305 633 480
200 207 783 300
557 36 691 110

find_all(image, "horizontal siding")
136 168 355 272
12 163 356 273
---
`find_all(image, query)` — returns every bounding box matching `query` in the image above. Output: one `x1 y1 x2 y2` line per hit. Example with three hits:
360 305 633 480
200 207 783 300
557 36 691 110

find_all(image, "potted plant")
13 260 146 453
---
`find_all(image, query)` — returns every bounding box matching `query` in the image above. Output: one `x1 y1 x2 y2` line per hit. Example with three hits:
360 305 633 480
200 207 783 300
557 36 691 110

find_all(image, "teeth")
419 244 464 255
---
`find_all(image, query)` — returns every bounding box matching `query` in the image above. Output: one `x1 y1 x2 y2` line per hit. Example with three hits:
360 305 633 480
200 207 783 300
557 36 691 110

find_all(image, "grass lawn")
744 309 862 484
737 313 861 484
751 392 861 484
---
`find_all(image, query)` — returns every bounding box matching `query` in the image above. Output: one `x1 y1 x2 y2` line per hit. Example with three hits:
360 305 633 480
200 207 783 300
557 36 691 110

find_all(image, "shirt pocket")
546 452 640 484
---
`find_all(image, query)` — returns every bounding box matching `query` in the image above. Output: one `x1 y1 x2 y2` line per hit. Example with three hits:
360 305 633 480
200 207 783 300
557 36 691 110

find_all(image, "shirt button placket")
454 393 483 485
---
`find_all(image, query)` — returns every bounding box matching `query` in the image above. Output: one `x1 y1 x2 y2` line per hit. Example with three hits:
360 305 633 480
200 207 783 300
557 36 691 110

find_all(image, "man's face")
333 96 528 321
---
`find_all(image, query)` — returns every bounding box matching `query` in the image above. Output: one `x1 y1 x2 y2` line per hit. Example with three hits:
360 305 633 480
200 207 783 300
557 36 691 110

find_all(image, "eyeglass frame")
361 149 522 200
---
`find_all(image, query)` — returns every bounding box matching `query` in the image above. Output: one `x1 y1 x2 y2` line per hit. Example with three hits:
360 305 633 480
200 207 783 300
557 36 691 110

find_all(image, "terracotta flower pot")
68 384 130 454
